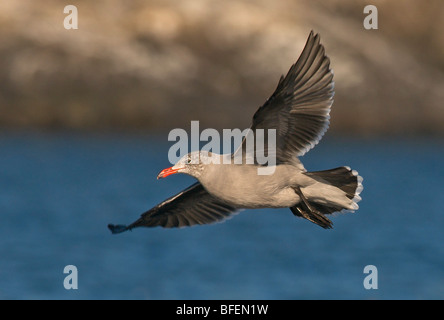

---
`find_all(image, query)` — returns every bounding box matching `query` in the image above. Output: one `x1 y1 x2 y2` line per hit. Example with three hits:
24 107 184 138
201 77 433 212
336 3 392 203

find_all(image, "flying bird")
108 31 363 233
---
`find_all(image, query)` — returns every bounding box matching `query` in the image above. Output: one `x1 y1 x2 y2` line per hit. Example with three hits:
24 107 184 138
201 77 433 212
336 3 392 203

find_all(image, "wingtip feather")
108 224 129 234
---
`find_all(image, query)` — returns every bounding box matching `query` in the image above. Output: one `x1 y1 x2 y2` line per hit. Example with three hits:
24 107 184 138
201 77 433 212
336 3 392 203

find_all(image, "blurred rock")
0 0 443 135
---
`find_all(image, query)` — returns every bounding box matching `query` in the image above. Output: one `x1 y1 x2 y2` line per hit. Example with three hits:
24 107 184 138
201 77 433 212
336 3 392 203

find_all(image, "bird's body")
108 31 363 233
196 158 354 210
199 160 306 209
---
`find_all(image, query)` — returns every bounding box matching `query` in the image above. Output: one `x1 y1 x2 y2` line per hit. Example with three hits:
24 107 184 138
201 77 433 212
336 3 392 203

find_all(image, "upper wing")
233 31 334 165
108 182 238 233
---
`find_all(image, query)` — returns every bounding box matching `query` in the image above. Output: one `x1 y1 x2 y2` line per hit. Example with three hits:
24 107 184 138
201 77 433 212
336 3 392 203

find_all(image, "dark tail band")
291 166 363 228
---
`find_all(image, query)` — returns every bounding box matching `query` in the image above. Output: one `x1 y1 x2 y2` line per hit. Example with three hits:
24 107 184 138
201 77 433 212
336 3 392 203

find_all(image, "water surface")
0 132 443 299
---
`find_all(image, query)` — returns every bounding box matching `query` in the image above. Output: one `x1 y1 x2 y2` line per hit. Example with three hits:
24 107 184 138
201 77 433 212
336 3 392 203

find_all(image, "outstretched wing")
108 182 238 233
233 31 334 165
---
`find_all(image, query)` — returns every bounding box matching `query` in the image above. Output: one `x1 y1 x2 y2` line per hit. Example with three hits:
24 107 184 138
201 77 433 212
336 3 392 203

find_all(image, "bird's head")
157 151 214 179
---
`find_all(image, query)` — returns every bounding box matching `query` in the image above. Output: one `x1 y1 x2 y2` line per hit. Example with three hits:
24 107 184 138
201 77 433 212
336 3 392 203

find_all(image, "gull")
108 31 363 233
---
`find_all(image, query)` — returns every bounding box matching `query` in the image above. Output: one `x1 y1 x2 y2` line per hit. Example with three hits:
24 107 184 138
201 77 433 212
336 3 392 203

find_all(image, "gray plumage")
108 31 363 234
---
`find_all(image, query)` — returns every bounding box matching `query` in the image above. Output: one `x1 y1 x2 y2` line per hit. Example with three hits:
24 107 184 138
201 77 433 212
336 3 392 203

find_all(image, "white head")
157 151 216 180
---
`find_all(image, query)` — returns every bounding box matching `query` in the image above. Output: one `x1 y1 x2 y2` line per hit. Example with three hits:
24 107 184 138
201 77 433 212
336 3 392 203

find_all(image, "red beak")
157 166 179 179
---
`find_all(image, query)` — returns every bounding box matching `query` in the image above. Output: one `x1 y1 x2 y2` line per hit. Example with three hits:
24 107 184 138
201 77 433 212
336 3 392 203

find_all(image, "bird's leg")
293 186 316 212
291 186 333 229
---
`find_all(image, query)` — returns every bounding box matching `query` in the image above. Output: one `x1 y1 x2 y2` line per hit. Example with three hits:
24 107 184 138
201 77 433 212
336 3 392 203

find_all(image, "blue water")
0 132 443 300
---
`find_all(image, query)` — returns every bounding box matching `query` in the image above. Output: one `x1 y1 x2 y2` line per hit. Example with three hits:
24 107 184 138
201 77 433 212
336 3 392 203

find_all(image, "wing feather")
108 182 238 232
233 31 334 165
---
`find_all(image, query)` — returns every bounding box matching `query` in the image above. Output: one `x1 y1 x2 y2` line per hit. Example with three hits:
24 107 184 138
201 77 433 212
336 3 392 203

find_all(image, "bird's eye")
186 157 192 164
